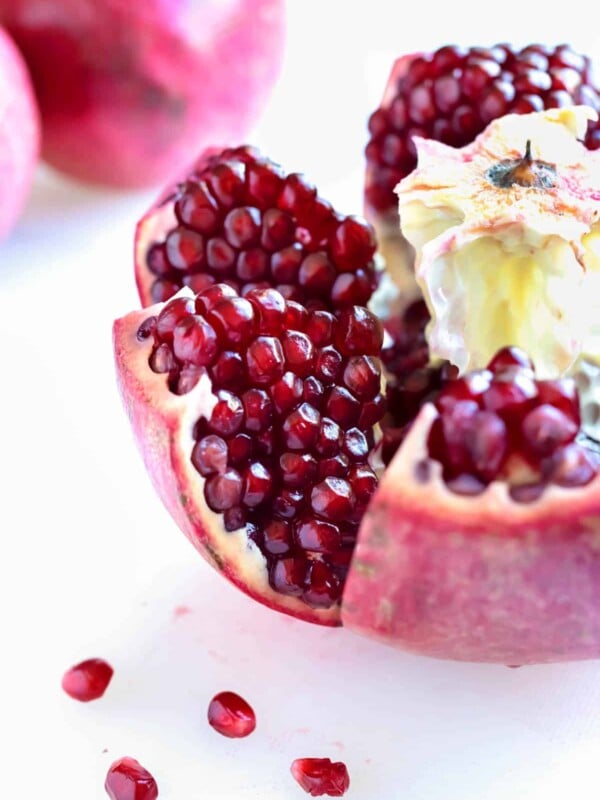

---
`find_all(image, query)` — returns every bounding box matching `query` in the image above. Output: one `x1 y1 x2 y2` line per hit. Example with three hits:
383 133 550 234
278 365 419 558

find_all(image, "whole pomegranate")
0 0 285 188
114 124 600 665
0 25 39 240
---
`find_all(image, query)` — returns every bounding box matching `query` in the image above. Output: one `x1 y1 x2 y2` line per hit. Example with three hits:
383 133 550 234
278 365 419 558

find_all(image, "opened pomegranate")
116 119 600 662
134 145 378 308
0 25 39 240
0 0 285 188
364 43 600 310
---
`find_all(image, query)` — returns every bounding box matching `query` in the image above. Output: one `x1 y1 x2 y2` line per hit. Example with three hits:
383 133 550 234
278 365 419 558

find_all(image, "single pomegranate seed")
246 336 285 385
207 160 246 208
294 518 342 553
319 453 351 479
329 216 376 270
195 283 238 314
247 287 286 334
305 311 334 346
282 403 321 450
263 520 292 554
242 388 273 432
223 206 261 248
546 443 597 487
303 376 325 408
303 561 342 608
311 478 355 521
207 691 256 738
156 296 196 339
243 462 273 506
165 227 204 271
207 297 256 347
61 658 113 702
210 350 244 389
280 452 319 486
343 355 381 399
209 391 244 436
488 346 534 374
173 315 218 366
149 343 176 374
146 243 172 277
465 410 508 481
283 331 315 376
175 180 220 233
325 386 360 426
191 435 228 476
270 556 307 596
315 347 343 382
290 758 350 797
105 757 158 800
271 372 304 414
204 469 243 511
334 306 383 356
521 404 578 457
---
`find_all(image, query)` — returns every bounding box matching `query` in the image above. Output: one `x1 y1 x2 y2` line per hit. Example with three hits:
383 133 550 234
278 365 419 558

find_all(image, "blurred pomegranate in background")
0 26 39 241
0 0 286 188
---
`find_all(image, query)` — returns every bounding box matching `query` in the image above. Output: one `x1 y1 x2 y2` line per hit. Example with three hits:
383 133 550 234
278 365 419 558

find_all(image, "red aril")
105 757 158 800
61 657 114 702
290 758 350 797
207 691 256 738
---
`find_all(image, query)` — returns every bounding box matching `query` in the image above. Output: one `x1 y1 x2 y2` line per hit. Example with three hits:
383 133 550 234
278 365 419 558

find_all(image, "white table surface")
3 2 600 797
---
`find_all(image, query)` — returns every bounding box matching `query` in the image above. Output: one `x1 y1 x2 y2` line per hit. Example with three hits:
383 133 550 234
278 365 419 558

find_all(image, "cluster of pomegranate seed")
146 145 378 309
428 346 599 499
105 757 158 800
61 657 114 702
365 43 600 214
139 283 385 607
291 758 351 797
208 691 257 738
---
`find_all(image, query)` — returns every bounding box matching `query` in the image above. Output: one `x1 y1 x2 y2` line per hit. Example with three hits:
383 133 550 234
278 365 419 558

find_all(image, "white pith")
396 106 600 382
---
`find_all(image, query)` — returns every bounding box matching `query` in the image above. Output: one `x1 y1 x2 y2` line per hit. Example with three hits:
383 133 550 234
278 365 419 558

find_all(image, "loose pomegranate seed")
105 757 158 800
365 43 600 215
207 691 256 738
147 284 386 608
290 758 350 797
61 658 113 702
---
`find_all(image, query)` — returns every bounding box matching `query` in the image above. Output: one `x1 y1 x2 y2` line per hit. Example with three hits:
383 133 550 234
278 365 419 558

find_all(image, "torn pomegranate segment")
207 691 256 738
135 145 378 308
291 758 350 797
104 757 158 800
61 658 114 702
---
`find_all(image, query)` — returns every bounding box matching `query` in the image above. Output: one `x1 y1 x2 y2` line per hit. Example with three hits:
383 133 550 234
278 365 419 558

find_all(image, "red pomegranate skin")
0 0 285 187
0 26 40 240
113 304 339 627
343 405 600 664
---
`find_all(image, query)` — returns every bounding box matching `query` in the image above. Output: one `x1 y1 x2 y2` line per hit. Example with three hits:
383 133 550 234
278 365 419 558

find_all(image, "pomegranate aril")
278 173 316 222
306 311 334 346
331 270 374 308
157 296 196 339
195 283 238 314
283 331 315 376
204 469 243 511
521 404 578 457
303 561 342 609
349 465 378 502
206 160 246 209
343 355 381 399
149 343 176 374
343 428 370 461
207 297 255 347
206 237 236 272
303 376 325 408
146 243 172 277
247 287 286 334
316 347 343 382
446 473 487 496
319 453 351 479
311 477 355 521
546 443 597 487
105 758 158 800
237 248 269 281
330 216 376 270
488 346 534 374
242 388 273 432
243 462 273 507
510 482 546 503
537 378 580 424
272 488 304 519
228 433 253 465
173 315 218 366
270 556 306 596
175 181 220 234
271 244 303 283
465 410 508 481
246 336 285 385
263 520 292 555
208 691 256 738
271 372 304 414
280 452 318 486
223 206 261 249
334 306 383 356
359 395 387 428
282 403 321 450
165 226 204 271
61 658 113 702
261 207 295 251
224 506 247 531
192 435 228 476
285 300 309 331
209 391 244 436
325 386 360 427
210 350 245 389
294 517 342 553
247 159 284 208
291 757 350 797
298 252 336 295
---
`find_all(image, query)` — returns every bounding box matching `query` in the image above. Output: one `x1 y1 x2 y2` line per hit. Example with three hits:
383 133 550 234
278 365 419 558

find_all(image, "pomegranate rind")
0 0 285 187
342 404 600 664
113 301 340 626
0 26 39 240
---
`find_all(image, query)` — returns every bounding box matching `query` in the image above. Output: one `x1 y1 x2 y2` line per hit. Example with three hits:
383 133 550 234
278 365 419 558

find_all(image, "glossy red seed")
210 350 244 389
156 296 196 339
146 243 172 277
315 347 343 382
263 520 292 554
329 216 376 270
173 315 218 366
285 300 309 331
246 287 286 334
331 271 373 308
294 518 342 553
206 237 236 272
246 337 285 385
207 297 256 347
270 243 303 283
208 691 256 738
306 311 334 345
209 392 244 436
343 428 370 461
343 355 381 399
537 378 581 424
195 283 237 314
242 388 272 432
204 469 243 511
546 443 597 487
311 477 355 521
105 757 158 800
237 248 269 281
318 453 351 479
165 227 204 271
315 418 342 455
207 161 246 208
334 307 383 356
349 465 378 501
280 452 319 486
303 561 342 609
291 758 350 797
223 206 261 248
325 386 360 426
282 403 321 450
483 371 538 415
261 207 296 251
228 433 253 465
283 331 315 376
465 410 508 481
61 658 113 702
521 404 578 457
271 372 304 415
192 435 228 476
298 252 336 295
278 173 317 221
270 557 306 596
175 181 220 234
487 346 534 374
242 462 273 507
303 376 325 407
149 343 176 374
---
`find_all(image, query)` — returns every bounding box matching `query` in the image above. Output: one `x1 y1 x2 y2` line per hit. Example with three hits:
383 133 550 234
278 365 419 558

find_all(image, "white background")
2 2 600 798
